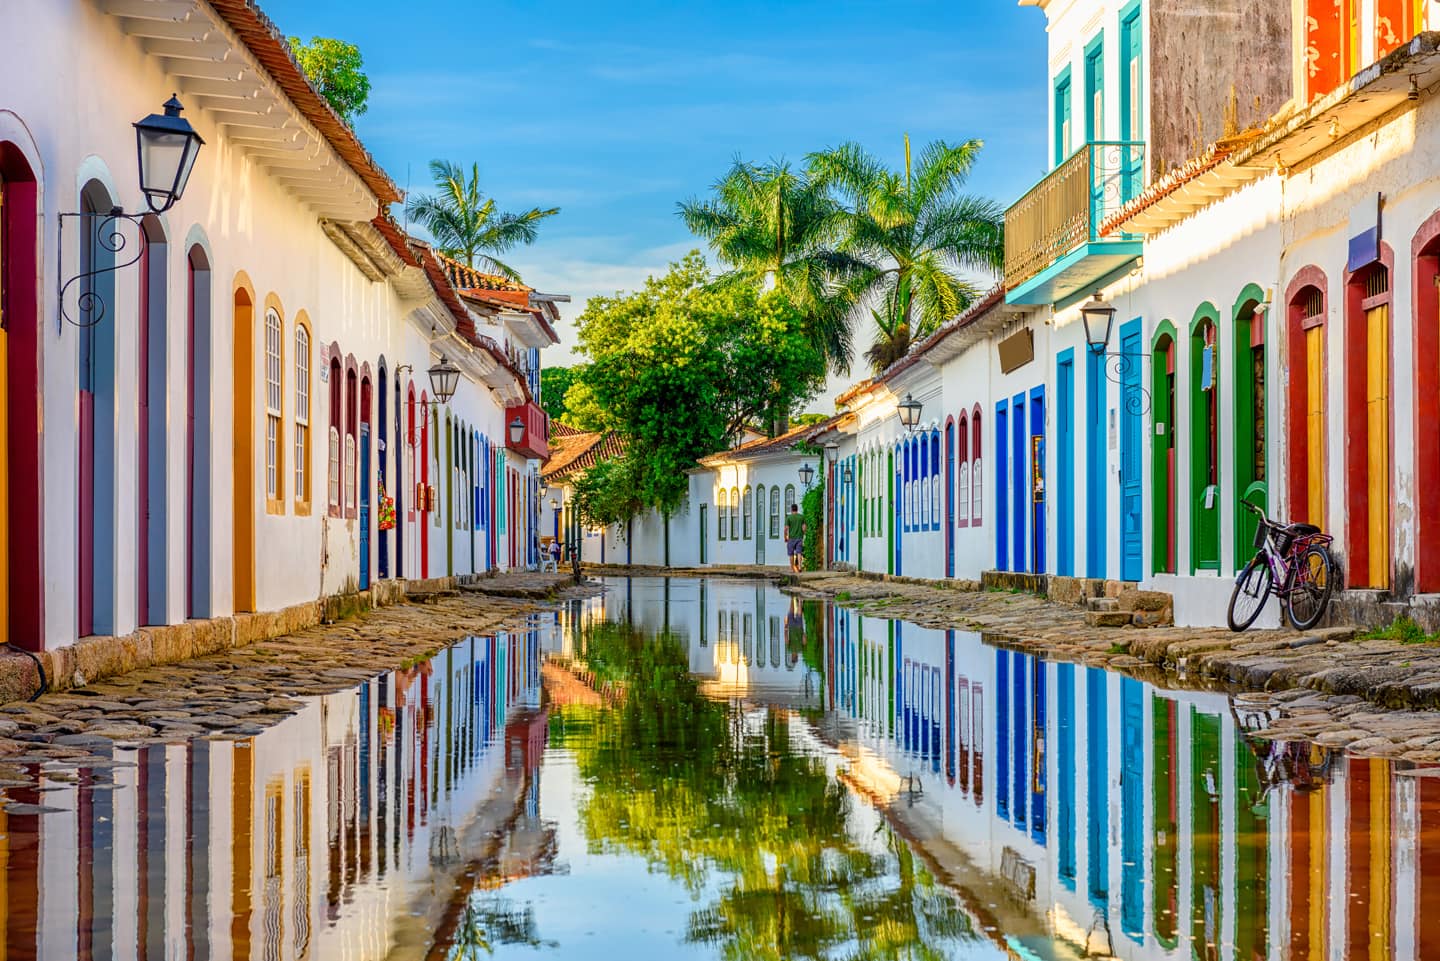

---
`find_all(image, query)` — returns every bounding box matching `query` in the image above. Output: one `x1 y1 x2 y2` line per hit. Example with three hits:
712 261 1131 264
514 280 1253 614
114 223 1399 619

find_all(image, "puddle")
0 577 1435 960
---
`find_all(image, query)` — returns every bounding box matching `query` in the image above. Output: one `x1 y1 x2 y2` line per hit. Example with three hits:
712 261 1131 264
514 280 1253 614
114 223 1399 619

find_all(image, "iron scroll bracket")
56 207 148 334
1089 347 1151 416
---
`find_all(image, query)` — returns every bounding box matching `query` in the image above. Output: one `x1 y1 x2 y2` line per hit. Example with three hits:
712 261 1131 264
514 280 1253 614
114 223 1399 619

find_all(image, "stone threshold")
0 577 458 703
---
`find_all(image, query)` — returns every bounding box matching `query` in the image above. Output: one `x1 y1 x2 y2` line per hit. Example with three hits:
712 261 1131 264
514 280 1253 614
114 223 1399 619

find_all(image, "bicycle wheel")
1285 545 1334 631
1228 555 1273 632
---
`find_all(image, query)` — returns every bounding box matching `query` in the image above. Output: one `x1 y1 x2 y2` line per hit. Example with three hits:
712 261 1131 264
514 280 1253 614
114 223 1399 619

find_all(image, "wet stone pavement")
0 579 593 795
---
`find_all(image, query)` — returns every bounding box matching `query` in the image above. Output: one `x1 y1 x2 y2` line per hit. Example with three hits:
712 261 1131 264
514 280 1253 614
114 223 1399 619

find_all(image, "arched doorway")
138 215 168 625
377 359 389 579
186 244 213 618
0 142 42 649
232 279 256 613
1345 255 1394 589
1285 271 1327 532
1151 322 1177 574
1415 220 1440 590
359 368 372 589
1189 305 1221 573
1232 288 1267 570
79 180 120 635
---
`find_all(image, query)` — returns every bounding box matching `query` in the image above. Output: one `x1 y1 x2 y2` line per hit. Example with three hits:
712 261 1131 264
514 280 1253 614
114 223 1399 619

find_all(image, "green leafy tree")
679 158 863 374
807 136 1004 370
406 160 559 280
559 378 614 433
570 457 643 531
575 252 826 515
540 365 584 426
287 36 371 123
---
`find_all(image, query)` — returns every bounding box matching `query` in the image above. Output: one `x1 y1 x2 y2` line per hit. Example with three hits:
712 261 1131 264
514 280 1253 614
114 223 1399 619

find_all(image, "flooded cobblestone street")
2 576 1439 959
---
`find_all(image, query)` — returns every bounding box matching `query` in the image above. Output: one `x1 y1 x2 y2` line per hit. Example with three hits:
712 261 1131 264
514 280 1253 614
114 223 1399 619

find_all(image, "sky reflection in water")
2 576 1440 961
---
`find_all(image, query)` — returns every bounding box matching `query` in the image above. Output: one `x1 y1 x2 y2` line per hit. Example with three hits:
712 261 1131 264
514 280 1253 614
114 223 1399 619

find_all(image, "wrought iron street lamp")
59 94 205 329
798 462 815 488
134 95 204 214
428 354 461 404
1080 291 1118 354
897 393 923 432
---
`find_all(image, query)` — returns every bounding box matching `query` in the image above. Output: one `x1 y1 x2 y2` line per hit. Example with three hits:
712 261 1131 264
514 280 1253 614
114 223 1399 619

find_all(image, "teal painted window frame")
1084 33 1105 144
1053 66 1073 168
1119 0 1143 143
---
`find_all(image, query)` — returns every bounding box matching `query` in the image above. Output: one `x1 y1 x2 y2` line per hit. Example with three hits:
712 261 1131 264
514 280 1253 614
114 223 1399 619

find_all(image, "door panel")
359 425 371 590
1120 326 1143 581
1306 326 1326 524
1058 356 1075 576
1366 303 1390 587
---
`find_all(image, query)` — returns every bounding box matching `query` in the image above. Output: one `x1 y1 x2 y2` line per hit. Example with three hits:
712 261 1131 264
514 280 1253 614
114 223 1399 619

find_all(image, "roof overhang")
1005 240 1142 306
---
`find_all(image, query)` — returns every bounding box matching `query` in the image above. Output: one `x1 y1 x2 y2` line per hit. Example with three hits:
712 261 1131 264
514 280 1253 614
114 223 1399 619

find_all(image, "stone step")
1085 611 1132 628
1087 597 1120 613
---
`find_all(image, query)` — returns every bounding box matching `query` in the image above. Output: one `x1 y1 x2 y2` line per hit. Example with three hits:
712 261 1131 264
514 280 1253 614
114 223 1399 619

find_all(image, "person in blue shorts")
784 504 806 573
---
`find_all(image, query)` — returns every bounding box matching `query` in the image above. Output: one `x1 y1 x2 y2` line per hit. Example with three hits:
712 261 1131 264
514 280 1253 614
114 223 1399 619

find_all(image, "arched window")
754 485 765 538
730 486 740 539
293 322 311 511
405 385 416 520
718 488 728 540
743 487 753 539
264 308 284 511
971 411 983 524
958 415 970 529
432 409 441 528
931 431 942 527
345 366 358 517
769 486 781 538
784 484 796 517
327 356 342 514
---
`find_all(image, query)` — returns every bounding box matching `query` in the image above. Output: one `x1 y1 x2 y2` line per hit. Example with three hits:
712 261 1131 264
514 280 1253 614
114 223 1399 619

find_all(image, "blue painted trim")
1086 667 1110 905
1119 0 1143 144
1005 240 1144 307
996 649 1010 820
1057 663 1076 886
1030 657 1048 843
1053 65 1073 167
1057 350 1076 575
1119 319 1144 581
1084 31 1105 142
1086 346 1108 578
1120 677 1145 941
1012 392 1026 574
1030 386 1047 575
995 401 1010 571
1012 650 1027 828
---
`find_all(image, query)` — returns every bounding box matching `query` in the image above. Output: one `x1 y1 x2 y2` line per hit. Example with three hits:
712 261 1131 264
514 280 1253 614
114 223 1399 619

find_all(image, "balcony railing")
1003 141 1145 293
505 400 550 461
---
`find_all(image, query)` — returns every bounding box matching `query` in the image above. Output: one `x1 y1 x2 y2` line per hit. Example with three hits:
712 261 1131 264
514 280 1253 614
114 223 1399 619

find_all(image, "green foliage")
802 478 824 571
547 619 975 960
807 136 1004 370
405 160 559 280
573 252 826 516
790 412 829 427
559 377 614 433
287 36 371 123
570 457 643 530
539 365 584 426
679 159 862 374
1357 616 1440 645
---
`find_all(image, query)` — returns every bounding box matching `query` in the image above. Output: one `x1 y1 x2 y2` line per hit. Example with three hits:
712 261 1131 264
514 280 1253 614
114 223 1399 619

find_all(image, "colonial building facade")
0 0 558 655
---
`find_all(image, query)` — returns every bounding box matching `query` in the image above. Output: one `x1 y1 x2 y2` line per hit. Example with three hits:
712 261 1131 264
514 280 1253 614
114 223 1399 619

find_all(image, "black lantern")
843 463 854 485
897 393 922 431
548 497 559 511
799 462 815 488
1080 291 1117 354
428 354 460 404
509 416 525 445
133 95 204 214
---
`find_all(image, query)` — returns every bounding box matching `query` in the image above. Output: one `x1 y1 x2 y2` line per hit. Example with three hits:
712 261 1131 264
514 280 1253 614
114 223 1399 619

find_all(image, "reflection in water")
0 630 544 961
7 578 1440 960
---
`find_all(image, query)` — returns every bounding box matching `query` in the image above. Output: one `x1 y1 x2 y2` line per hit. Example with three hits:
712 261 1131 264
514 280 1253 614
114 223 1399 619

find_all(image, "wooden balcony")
505 401 550 461
1004 141 1145 306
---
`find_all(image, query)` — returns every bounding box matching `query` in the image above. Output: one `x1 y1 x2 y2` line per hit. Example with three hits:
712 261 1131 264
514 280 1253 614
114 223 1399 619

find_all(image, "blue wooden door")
1012 393 1026 573
1120 321 1144 581
359 424 371 590
1057 352 1076 575
1086 348 1108 577
1029 656 1046 842
1057 663 1077 887
1030 387 1046 574
995 403 1009 571
1086 667 1109 905
894 447 903 575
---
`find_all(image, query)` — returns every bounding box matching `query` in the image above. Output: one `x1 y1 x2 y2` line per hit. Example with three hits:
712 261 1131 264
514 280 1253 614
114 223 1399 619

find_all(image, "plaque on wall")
998 328 1034 373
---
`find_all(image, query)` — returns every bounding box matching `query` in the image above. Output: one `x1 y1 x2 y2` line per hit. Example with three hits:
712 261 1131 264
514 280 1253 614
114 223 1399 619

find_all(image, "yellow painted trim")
293 311 313 515
1365 302 1390 587
1305 326 1326 526
232 285 256 612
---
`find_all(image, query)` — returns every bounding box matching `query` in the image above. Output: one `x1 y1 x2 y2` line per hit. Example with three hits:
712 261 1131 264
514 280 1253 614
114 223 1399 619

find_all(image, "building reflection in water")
817 601 1440 961
0 628 545 961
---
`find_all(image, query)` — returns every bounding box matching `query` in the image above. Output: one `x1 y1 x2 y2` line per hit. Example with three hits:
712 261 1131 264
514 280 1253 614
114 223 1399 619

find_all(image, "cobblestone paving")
782 571 1440 764
0 575 593 795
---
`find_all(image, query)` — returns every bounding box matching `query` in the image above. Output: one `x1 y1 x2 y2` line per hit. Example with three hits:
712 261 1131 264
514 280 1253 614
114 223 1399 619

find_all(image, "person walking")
785 503 806 573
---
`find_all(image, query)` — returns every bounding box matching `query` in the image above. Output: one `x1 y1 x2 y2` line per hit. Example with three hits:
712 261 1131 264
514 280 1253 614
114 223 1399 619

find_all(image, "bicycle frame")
1239 507 1333 600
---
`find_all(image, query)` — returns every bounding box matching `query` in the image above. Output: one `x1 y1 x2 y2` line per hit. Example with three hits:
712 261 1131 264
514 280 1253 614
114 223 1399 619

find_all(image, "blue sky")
266 0 1048 374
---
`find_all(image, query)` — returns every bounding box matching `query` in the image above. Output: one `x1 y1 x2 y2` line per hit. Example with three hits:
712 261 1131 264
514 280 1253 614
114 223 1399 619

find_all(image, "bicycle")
1227 500 1336 632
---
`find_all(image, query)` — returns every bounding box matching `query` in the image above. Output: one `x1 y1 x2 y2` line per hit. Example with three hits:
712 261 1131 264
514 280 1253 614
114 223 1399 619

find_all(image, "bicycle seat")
1287 523 1321 537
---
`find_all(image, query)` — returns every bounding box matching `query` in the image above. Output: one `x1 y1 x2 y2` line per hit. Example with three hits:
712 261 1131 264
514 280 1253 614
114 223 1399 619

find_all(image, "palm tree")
863 305 912 374
406 160 559 280
678 158 863 373
807 136 1004 370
